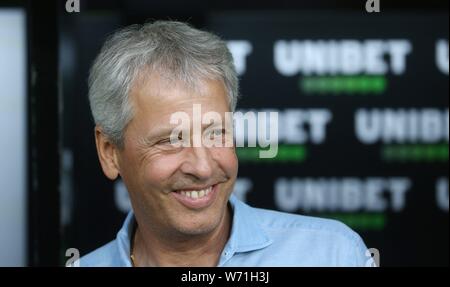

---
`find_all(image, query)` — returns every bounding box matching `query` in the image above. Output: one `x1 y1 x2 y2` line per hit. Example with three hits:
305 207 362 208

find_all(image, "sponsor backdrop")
61 12 448 266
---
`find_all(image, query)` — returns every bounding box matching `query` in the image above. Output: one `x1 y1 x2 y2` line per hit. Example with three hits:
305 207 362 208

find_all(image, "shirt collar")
116 211 135 267
116 193 273 266
225 194 273 253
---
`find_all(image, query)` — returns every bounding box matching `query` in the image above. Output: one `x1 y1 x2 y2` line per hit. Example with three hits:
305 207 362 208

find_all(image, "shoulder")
253 206 362 242
77 212 135 267
248 205 370 266
77 240 126 267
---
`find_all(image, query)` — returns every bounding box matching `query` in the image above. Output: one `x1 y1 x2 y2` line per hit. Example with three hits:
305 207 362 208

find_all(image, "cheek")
120 147 181 190
212 148 238 178
143 155 181 186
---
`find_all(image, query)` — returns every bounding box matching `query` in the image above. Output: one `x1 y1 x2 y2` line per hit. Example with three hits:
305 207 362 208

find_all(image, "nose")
180 147 215 180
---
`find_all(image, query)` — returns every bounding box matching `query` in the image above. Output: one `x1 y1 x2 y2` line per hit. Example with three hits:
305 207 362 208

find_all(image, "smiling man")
80 21 373 267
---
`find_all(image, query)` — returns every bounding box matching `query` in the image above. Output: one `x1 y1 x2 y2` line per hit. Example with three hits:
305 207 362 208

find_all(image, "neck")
132 205 232 267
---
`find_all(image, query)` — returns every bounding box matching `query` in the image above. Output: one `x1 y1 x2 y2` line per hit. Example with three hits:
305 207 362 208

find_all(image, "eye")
214 129 224 136
157 138 171 145
163 133 184 146
209 128 224 139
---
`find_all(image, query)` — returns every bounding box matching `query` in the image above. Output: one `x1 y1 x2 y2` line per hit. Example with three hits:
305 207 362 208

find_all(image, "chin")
171 193 231 236
176 225 216 236
172 213 223 236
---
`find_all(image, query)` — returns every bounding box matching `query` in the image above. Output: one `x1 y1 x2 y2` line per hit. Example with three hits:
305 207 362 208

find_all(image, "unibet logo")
227 40 253 76
436 39 449 75
274 177 411 213
235 109 332 145
274 39 412 76
436 177 449 212
355 108 449 144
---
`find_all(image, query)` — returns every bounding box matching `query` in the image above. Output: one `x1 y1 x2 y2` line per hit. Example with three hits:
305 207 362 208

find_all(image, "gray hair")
88 20 239 147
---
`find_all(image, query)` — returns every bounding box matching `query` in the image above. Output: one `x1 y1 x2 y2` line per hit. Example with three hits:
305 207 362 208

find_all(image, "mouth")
171 184 218 210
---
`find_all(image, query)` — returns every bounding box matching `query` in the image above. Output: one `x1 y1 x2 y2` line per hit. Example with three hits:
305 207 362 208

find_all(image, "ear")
94 126 120 180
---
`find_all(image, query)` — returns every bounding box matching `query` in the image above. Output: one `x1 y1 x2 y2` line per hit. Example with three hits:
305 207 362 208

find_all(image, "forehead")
132 72 229 107
128 73 230 131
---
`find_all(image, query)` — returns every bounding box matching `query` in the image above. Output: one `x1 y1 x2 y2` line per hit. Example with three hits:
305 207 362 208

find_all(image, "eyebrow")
139 121 225 145
139 126 175 145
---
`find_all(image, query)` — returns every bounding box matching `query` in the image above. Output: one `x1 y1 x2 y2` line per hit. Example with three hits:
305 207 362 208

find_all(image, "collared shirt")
79 194 372 267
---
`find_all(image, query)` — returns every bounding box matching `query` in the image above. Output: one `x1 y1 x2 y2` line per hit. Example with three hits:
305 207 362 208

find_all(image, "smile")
171 184 218 209
177 186 212 199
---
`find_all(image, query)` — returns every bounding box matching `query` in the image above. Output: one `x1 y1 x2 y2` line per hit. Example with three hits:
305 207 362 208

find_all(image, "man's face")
116 74 238 237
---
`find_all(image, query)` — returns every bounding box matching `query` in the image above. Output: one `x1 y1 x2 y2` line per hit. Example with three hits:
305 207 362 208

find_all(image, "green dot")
277 147 287 162
416 145 427 161
382 146 393 161
374 214 385 230
345 215 355 227
439 145 449 161
346 77 359 94
297 146 307 161
425 145 437 161
302 78 314 93
396 146 408 161
359 76 371 94
372 77 386 93
329 77 341 94
316 78 327 93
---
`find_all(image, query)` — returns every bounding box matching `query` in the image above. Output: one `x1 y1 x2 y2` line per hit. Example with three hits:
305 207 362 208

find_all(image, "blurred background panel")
209 11 449 266
0 7 27 267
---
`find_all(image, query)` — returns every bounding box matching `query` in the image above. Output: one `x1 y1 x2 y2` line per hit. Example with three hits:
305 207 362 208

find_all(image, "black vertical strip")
27 0 60 266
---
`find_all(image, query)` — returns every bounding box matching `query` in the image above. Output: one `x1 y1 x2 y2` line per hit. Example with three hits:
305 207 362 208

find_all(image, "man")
80 21 373 267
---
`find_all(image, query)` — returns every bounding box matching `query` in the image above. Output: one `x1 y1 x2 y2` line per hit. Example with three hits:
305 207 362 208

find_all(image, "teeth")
179 186 212 199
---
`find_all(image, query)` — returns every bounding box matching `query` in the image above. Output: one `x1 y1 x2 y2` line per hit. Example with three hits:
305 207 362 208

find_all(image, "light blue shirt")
79 194 373 267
